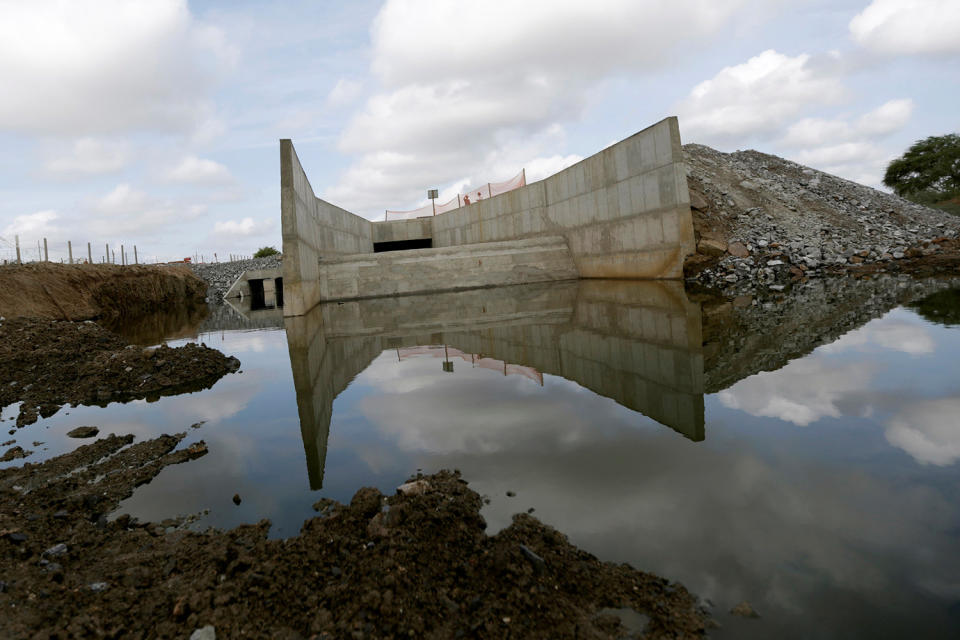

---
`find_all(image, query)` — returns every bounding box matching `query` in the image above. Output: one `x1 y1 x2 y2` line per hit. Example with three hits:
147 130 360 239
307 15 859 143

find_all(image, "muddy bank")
0 263 206 321
0 317 240 428
0 435 707 640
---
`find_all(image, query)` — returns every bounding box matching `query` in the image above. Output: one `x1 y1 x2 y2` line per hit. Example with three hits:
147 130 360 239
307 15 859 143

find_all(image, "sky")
0 0 958 263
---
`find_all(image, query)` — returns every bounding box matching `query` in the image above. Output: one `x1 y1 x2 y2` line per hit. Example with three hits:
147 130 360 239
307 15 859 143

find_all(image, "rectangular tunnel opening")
373 238 433 253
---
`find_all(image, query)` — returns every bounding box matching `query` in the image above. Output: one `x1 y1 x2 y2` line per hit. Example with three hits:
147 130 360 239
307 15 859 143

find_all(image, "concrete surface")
284 279 704 490
280 117 696 315
317 235 578 301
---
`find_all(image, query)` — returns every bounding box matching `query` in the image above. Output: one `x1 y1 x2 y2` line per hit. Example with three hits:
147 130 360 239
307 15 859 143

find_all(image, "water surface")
3 278 959 639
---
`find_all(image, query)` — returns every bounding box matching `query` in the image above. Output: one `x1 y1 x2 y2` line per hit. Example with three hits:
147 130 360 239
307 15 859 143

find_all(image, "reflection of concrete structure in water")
284 279 704 490
395 345 544 385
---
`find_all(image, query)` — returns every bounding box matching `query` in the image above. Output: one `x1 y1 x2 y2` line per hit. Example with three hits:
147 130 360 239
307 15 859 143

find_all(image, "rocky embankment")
0 442 708 639
684 144 960 292
190 255 282 301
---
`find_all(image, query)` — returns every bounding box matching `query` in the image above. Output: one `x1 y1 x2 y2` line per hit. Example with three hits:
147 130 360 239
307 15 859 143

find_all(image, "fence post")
105 243 109 264
15 235 20 265
121 244 125 266
134 245 138 265
68 240 73 264
87 242 92 264
43 238 48 262
487 183 492 198
521 168 526 186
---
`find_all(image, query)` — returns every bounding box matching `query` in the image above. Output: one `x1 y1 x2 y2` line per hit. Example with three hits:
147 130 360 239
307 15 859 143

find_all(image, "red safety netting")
394 345 543 385
383 169 526 221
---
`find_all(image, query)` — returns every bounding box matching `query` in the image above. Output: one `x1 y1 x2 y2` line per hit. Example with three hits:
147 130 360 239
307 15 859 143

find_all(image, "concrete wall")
283 279 704 489
280 139 374 315
430 117 693 278
317 235 578 301
280 117 695 314
373 218 433 244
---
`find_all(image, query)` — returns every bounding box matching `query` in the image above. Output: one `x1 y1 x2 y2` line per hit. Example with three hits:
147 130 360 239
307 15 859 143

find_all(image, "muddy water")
3 279 960 639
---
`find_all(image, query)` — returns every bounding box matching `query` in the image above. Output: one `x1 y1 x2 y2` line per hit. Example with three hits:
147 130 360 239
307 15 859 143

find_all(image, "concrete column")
43 238 48 262
15 235 20 264
121 244 125 266
87 242 92 264
106 243 109 264
134 245 138 265
68 240 73 264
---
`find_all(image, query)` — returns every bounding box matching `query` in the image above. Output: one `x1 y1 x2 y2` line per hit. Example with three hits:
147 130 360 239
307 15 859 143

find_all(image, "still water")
3 279 960 639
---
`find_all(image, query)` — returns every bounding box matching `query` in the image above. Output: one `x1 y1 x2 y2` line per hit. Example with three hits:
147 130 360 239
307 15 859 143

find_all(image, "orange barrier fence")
384 169 526 221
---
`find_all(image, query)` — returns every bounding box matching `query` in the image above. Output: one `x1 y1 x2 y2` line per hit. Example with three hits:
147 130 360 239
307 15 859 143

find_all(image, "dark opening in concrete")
373 238 433 253
275 277 284 308
248 278 266 309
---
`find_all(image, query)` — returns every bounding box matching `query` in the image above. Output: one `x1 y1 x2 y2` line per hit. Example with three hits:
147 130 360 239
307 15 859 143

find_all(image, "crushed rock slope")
683 144 960 290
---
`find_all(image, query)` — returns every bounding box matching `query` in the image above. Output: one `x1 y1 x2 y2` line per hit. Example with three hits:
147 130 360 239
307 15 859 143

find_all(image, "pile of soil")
0 318 240 428
0 434 708 639
0 263 206 321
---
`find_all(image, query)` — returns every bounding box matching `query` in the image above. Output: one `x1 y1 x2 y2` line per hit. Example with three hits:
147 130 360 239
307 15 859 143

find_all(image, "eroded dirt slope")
0 263 206 321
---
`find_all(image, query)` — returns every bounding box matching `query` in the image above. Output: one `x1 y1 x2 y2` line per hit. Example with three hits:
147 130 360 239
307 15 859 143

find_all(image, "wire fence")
0 235 256 266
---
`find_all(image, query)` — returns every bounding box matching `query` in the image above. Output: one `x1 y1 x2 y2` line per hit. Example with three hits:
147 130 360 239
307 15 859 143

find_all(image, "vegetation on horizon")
253 246 280 258
884 133 960 215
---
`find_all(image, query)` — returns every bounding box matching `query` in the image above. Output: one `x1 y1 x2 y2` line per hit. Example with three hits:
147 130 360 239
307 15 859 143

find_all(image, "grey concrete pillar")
43 238 48 262
68 240 73 264
15 235 20 264
87 242 92 264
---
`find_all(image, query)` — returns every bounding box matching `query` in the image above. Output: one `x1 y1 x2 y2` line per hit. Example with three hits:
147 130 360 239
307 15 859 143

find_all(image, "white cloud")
1 210 62 239
717 359 874 426
44 137 130 176
886 397 960 466
165 155 234 185
780 99 914 148
0 0 237 135
678 49 845 145
327 78 363 108
95 184 148 215
328 0 754 216
212 217 274 237
850 0 960 56
820 316 934 356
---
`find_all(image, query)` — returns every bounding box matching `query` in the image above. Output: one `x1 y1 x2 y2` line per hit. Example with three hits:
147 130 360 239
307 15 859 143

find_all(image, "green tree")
883 133 960 207
253 246 280 258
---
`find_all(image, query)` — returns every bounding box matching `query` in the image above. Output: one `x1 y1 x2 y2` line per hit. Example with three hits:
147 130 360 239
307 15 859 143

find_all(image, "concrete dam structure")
285 279 705 490
280 117 696 316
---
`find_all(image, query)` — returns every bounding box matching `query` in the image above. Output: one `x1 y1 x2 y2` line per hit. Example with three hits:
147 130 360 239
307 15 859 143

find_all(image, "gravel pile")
685 144 960 292
189 255 282 301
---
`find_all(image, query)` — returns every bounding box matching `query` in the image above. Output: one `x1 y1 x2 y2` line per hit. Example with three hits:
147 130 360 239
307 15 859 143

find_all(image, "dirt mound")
683 144 960 290
0 263 206 321
0 439 708 639
0 317 240 428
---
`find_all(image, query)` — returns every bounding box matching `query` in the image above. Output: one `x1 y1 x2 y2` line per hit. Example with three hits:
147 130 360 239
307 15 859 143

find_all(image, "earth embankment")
0 263 206 321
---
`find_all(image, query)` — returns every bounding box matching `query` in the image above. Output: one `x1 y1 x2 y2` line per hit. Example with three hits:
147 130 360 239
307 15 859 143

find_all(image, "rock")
518 544 546 574
190 626 216 640
66 426 99 438
232 494 241 505
396 480 430 496
1 446 31 462
730 601 760 618
697 237 728 256
43 543 67 557
689 189 709 211
766 260 784 267
728 242 749 258
350 487 383 519
5 532 27 544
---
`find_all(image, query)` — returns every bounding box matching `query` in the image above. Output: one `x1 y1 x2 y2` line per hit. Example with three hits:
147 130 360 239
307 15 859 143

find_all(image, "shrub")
253 246 280 258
